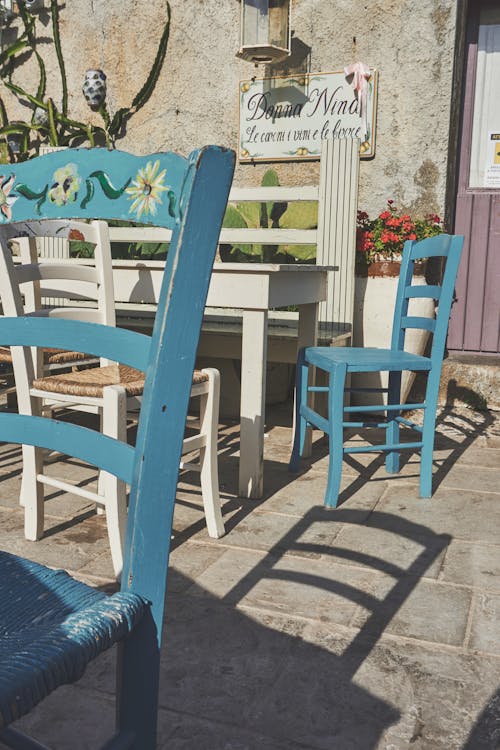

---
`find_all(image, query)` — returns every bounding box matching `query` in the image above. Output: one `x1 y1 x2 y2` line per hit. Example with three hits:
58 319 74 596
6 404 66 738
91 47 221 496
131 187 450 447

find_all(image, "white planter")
352 262 434 405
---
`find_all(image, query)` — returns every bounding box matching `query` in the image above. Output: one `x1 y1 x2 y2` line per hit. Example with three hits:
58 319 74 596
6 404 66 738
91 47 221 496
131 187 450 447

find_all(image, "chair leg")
420 372 440 498
116 612 160 750
325 363 347 508
199 368 224 538
96 408 106 515
22 395 45 541
385 371 402 474
289 348 309 472
22 444 45 540
102 385 128 580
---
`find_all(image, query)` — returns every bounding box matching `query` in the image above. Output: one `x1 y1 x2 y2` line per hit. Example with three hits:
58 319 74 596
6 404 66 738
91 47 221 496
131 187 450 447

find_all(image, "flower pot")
352 260 434 406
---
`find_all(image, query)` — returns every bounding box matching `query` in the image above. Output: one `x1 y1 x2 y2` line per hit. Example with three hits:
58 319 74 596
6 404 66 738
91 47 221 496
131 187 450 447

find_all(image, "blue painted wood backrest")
390 234 464 362
0 146 235 639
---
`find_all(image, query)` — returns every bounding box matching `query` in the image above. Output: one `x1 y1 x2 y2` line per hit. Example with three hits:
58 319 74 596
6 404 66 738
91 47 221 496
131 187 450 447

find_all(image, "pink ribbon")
344 61 371 141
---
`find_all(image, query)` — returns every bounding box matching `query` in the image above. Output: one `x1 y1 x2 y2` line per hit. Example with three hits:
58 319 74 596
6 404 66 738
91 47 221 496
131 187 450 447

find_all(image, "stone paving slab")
372 485 500 544
0 403 499 749
441 540 500 594
469 593 500 655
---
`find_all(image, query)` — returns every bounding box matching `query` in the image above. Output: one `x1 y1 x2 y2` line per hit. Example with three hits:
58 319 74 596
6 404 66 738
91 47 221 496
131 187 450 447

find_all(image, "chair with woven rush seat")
289 234 464 507
0 219 113 401
0 219 225 579
0 144 235 749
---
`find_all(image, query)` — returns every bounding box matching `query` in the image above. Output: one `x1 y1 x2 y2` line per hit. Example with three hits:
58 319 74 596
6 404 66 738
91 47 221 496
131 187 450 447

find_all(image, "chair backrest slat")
401 315 436 333
16 264 99 285
0 411 134 483
0 315 151 369
404 284 442 300
391 234 464 356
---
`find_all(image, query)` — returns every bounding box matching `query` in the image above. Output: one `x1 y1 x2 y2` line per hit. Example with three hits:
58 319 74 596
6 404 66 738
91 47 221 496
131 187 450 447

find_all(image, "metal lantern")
238 0 291 64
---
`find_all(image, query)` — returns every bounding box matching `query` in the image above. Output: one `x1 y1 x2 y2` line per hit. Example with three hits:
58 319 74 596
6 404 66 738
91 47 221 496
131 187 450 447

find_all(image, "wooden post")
316 137 360 343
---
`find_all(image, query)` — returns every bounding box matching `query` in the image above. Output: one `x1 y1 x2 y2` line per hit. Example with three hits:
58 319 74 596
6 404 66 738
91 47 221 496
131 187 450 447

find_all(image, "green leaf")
235 201 260 228
55 110 106 136
14 183 48 213
69 240 95 258
3 80 44 110
128 241 169 260
221 204 253 256
0 98 8 129
47 98 59 146
89 171 131 199
80 178 94 209
51 0 67 116
130 1 171 111
108 107 129 139
108 2 171 137
278 201 318 230
222 203 248 229
167 189 176 218
16 0 46 106
34 50 47 103
0 39 29 68
0 123 31 137
279 244 317 261
15 184 47 200
261 169 279 188
261 168 281 226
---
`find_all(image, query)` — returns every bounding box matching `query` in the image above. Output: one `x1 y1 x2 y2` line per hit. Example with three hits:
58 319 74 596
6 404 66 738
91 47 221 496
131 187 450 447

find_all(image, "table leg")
296 302 319 457
239 309 268 499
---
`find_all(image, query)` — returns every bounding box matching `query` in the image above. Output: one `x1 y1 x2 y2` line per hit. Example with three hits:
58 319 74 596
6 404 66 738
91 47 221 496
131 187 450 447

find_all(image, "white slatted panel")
316 137 360 339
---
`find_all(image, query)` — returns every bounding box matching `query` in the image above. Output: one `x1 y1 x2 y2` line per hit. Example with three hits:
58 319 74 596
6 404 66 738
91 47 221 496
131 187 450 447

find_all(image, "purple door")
448 2 500 355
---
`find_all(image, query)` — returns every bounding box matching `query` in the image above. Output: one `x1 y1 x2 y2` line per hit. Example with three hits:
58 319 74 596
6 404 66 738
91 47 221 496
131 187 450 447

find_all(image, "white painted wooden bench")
36 138 360 353
108 137 360 360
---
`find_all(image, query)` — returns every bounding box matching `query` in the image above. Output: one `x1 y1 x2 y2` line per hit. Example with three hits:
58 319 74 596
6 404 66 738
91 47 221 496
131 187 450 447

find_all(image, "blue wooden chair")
0 144 235 749
290 234 464 507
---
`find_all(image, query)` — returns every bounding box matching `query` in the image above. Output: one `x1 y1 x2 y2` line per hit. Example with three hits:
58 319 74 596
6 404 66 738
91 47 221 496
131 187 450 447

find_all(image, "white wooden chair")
0 220 224 579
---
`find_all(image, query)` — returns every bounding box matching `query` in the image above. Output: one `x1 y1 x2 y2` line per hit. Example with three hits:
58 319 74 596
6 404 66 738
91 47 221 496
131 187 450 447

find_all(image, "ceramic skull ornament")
82 69 107 110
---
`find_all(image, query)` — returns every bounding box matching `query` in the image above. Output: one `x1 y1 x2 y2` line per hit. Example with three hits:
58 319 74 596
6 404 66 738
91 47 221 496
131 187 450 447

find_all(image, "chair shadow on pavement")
462 685 500 750
155 508 452 748
266 380 495 509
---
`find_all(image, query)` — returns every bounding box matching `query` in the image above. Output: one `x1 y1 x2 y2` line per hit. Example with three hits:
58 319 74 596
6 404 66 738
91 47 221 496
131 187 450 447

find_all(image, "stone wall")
1 0 458 218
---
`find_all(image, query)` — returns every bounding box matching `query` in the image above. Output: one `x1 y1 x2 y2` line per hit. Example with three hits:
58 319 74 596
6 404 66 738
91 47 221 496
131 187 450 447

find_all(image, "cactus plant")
0 0 171 159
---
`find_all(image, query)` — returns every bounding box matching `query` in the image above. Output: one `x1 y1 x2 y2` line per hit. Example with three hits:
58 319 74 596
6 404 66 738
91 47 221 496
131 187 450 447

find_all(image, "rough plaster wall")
1 0 457 218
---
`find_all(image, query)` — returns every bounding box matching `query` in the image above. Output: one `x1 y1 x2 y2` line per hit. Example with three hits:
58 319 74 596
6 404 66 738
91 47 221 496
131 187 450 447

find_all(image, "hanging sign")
238 68 378 163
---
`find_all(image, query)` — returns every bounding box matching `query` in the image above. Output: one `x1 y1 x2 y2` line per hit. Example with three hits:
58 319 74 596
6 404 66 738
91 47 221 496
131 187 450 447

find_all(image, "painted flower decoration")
126 160 169 219
0 174 18 222
48 164 81 206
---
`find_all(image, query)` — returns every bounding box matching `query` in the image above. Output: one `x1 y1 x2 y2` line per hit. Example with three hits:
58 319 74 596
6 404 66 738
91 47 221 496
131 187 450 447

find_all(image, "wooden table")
112 261 328 499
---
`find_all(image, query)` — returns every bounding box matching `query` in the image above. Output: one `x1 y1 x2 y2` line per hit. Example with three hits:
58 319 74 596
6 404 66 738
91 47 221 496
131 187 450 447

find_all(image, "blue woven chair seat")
0 551 147 729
